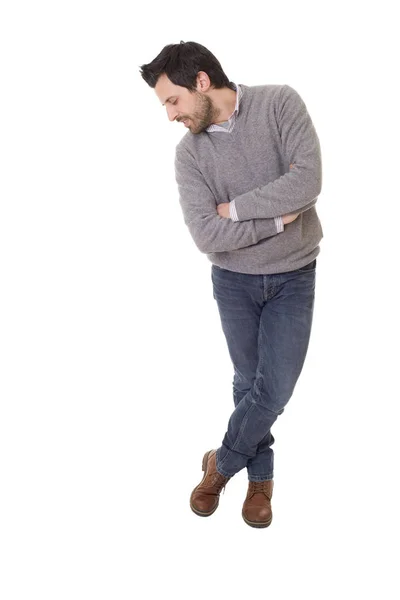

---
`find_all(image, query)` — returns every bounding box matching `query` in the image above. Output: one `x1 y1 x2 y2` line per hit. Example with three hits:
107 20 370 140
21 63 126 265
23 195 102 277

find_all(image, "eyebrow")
161 96 176 106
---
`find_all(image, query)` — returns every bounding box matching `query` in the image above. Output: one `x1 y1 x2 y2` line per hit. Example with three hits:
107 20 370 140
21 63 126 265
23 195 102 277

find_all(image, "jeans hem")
247 474 274 482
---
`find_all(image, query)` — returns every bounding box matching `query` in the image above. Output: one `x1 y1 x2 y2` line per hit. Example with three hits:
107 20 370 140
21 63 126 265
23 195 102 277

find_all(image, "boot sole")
190 450 219 517
242 512 273 528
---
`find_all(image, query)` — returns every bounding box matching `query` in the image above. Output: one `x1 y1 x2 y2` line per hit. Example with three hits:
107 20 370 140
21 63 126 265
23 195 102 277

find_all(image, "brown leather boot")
190 449 230 517
242 480 274 528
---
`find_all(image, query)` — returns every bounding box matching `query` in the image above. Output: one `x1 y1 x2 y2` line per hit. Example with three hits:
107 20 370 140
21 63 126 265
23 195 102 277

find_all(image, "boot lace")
207 473 229 494
249 480 271 498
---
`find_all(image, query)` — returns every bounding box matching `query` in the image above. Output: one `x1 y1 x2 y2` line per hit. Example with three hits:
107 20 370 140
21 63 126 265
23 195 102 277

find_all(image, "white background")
1 1 399 598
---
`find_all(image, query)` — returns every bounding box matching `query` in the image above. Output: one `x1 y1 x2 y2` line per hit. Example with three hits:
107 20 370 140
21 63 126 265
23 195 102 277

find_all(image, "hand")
282 212 300 225
217 202 231 219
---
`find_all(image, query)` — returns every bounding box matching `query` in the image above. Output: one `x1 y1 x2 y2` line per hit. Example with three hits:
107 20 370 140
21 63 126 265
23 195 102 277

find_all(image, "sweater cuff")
231 201 283 233
229 199 239 222
254 219 281 241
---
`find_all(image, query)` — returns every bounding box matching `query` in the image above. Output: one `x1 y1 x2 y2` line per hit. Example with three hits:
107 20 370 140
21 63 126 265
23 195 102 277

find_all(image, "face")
155 73 221 134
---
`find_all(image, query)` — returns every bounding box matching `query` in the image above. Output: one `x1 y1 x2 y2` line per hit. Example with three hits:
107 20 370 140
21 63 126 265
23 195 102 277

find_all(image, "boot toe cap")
191 491 218 514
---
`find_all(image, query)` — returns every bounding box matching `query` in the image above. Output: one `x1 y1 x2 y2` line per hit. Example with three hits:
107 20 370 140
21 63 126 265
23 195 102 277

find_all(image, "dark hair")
139 41 235 92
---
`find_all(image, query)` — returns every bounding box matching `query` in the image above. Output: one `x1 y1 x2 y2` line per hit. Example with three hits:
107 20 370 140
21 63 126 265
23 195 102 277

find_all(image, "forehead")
155 74 190 105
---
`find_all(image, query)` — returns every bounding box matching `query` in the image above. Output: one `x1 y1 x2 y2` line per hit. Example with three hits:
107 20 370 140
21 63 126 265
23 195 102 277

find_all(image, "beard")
184 91 221 134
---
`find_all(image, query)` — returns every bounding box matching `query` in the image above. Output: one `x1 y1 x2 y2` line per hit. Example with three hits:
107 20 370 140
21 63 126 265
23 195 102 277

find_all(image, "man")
140 41 323 528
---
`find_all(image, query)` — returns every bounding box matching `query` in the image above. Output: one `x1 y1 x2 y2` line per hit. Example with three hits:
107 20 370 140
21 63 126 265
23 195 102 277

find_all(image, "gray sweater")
174 83 323 274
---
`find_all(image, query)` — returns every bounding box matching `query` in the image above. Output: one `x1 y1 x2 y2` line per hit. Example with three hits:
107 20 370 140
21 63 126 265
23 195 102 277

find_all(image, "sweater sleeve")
232 85 322 221
175 144 280 254
230 199 284 231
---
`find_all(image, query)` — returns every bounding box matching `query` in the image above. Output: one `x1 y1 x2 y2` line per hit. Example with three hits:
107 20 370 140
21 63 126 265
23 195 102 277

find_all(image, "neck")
209 86 237 123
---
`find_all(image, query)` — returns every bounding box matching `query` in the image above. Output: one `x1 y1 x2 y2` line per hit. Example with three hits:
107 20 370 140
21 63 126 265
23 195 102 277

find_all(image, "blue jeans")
211 258 317 481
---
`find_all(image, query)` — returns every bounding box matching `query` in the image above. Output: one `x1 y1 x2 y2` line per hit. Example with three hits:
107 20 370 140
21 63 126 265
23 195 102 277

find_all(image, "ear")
196 71 212 93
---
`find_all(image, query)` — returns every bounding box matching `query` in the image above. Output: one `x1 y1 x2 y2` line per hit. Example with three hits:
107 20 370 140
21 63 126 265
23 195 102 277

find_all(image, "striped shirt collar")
206 83 243 133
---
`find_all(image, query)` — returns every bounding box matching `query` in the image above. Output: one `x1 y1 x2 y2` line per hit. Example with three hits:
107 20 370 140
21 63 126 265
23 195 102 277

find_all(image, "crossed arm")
174 85 321 254
216 165 301 223
175 151 305 254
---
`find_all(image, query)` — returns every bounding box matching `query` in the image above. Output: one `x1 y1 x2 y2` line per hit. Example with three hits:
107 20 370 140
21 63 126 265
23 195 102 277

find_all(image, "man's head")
139 41 236 134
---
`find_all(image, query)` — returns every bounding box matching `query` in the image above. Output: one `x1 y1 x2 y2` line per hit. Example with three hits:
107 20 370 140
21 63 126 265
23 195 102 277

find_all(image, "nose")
166 106 179 122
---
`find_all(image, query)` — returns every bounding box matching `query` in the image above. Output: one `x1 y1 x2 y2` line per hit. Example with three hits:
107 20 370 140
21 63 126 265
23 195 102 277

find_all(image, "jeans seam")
233 402 254 452
253 319 264 400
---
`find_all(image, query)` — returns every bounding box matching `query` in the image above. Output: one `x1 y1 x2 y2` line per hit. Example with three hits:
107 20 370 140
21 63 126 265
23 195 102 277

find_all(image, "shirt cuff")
274 216 284 233
229 199 239 222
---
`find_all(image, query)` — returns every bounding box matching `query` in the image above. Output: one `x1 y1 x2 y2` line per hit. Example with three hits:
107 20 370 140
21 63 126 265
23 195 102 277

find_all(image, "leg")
233 374 276 481
211 264 276 480
214 260 317 478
